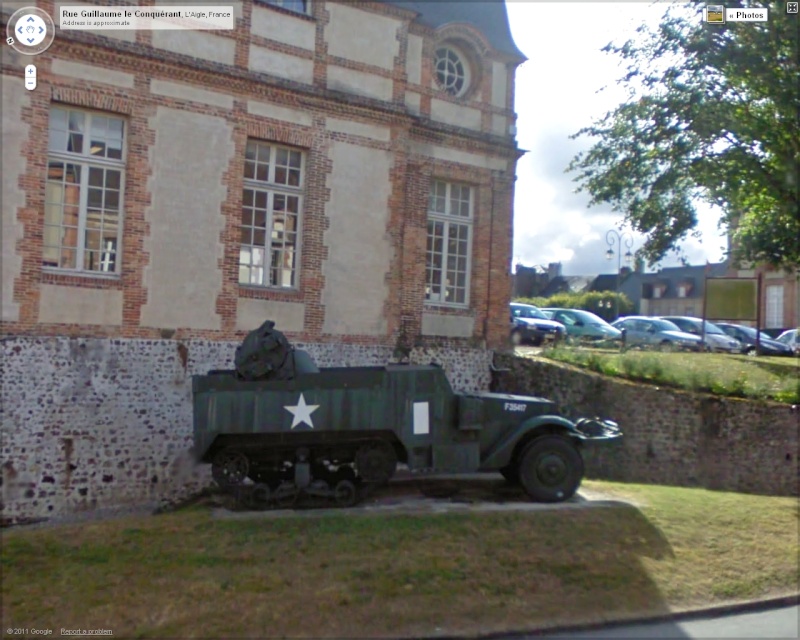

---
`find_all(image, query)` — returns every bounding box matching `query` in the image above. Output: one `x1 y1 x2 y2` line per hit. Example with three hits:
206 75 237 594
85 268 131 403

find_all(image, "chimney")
547 262 562 280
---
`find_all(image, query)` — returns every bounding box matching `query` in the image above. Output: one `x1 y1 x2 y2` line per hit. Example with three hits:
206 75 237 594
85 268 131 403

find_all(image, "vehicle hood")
662 330 701 342
590 324 622 337
463 392 558 416
757 337 792 351
705 333 739 347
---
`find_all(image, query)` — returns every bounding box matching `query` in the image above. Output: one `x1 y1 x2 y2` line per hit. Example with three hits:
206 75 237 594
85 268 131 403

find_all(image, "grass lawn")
2 482 798 638
538 347 799 403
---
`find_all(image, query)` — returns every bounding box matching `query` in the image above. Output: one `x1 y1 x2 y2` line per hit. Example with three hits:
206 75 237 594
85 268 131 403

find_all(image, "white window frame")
44 106 126 275
765 285 784 328
425 179 473 307
239 140 305 290
434 45 471 98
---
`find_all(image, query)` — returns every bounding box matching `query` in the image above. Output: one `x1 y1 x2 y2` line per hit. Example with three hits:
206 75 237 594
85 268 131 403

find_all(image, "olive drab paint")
192 362 622 504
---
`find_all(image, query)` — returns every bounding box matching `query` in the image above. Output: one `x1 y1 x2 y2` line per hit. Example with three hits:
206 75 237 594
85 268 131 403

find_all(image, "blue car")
510 303 566 346
611 316 704 351
540 308 623 345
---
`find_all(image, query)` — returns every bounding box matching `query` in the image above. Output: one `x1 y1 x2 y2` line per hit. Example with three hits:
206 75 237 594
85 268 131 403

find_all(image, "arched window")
434 46 470 97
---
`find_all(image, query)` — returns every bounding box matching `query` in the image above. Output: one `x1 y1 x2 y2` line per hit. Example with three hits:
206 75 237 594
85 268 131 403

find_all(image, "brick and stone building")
1 0 525 522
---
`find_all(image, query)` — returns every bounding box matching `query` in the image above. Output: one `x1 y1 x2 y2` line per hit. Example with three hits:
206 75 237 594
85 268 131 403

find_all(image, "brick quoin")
1 0 525 350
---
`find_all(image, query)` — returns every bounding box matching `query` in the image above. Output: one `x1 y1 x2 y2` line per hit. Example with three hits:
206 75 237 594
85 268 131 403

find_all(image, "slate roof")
539 275 594 297
589 273 622 292
387 1 526 60
619 262 730 308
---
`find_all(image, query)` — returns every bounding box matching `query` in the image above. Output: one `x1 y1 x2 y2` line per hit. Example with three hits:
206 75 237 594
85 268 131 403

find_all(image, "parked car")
540 308 622 345
776 329 800 355
715 323 794 357
611 316 704 351
659 316 742 353
510 303 566 346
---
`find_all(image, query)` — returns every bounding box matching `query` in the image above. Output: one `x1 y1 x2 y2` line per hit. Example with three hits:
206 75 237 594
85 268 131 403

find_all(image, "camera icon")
6 37 15 45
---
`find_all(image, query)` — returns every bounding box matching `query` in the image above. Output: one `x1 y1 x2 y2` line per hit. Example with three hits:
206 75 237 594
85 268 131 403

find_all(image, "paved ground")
210 473 636 521
520 603 799 639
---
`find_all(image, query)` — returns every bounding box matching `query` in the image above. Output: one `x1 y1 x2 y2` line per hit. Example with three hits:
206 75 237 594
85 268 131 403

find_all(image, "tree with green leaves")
568 1 799 269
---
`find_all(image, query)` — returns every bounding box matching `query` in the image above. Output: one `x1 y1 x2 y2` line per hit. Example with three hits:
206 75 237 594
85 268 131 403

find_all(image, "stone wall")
0 337 492 525
493 353 799 497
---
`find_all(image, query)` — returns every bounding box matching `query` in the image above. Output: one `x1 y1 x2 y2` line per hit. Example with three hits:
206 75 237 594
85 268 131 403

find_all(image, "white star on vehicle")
284 393 320 429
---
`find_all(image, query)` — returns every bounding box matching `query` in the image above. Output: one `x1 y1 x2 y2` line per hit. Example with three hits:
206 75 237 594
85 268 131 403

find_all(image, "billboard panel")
706 278 757 321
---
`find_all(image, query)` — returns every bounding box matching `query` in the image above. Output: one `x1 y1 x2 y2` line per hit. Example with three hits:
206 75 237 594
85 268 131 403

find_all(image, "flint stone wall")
493 353 799 497
1 337 492 525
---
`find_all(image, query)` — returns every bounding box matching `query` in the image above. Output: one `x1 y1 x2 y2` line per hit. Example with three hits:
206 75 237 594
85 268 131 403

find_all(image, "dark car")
510 303 566 346
611 316 704 351
715 323 794 357
540 308 623 345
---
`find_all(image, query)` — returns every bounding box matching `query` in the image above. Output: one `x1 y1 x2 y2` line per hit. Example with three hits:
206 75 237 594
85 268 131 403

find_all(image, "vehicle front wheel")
518 436 584 503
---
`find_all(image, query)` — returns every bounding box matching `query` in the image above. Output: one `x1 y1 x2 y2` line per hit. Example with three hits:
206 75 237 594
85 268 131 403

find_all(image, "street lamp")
605 229 634 320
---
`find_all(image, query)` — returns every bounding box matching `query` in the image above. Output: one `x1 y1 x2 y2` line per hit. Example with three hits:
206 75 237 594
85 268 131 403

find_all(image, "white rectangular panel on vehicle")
413 401 430 435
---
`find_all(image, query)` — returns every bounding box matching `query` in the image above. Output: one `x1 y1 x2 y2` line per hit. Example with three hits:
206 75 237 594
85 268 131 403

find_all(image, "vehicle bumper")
573 418 623 441
515 327 564 344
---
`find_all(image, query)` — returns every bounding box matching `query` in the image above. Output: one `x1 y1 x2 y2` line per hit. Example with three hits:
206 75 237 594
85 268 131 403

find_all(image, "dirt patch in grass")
2 482 797 638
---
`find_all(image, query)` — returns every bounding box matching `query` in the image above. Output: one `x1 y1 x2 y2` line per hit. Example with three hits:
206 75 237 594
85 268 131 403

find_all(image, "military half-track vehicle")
192 321 622 509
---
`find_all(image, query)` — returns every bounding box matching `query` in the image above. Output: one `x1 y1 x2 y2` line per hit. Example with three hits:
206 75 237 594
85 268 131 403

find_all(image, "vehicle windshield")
733 325 771 340
574 310 613 327
512 305 547 320
704 321 726 335
649 319 682 332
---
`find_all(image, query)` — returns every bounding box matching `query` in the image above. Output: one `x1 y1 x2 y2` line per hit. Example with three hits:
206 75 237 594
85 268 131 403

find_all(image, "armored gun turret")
234 319 319 381
193 321 622 509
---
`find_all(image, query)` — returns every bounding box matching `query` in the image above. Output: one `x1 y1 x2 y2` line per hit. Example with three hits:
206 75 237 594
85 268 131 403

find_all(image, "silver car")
612 317 704 351
776 329 800 355
659 316 742 353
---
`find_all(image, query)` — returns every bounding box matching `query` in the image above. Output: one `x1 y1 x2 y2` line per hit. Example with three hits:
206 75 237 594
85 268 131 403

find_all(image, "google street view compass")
7 7 55 55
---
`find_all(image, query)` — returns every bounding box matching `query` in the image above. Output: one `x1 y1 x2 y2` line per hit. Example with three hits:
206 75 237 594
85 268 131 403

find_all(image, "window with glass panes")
240 141 304 288
262 0 310 14
44 107 125 273
425 180 472 305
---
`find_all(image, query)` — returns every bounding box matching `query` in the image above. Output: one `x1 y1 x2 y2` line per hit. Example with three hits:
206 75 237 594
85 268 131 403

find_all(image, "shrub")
513 291 634 322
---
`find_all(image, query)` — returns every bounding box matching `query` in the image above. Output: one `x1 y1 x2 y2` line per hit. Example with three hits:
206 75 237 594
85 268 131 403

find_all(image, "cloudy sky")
505 1 729 276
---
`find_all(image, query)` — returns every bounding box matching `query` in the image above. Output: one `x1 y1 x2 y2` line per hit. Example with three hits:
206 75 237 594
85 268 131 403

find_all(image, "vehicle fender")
481 415 581 470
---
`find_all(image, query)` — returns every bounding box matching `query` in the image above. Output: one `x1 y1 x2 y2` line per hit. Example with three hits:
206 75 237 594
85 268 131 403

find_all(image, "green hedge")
513 291 634 322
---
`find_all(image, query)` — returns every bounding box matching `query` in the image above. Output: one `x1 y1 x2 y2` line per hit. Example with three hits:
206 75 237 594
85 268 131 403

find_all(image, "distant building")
512 262 561 298
725 264 799 332
538 264 594 297
619 262 729 317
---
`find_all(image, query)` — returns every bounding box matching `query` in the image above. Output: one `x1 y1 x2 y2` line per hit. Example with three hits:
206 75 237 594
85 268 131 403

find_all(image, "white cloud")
506 1 727 275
